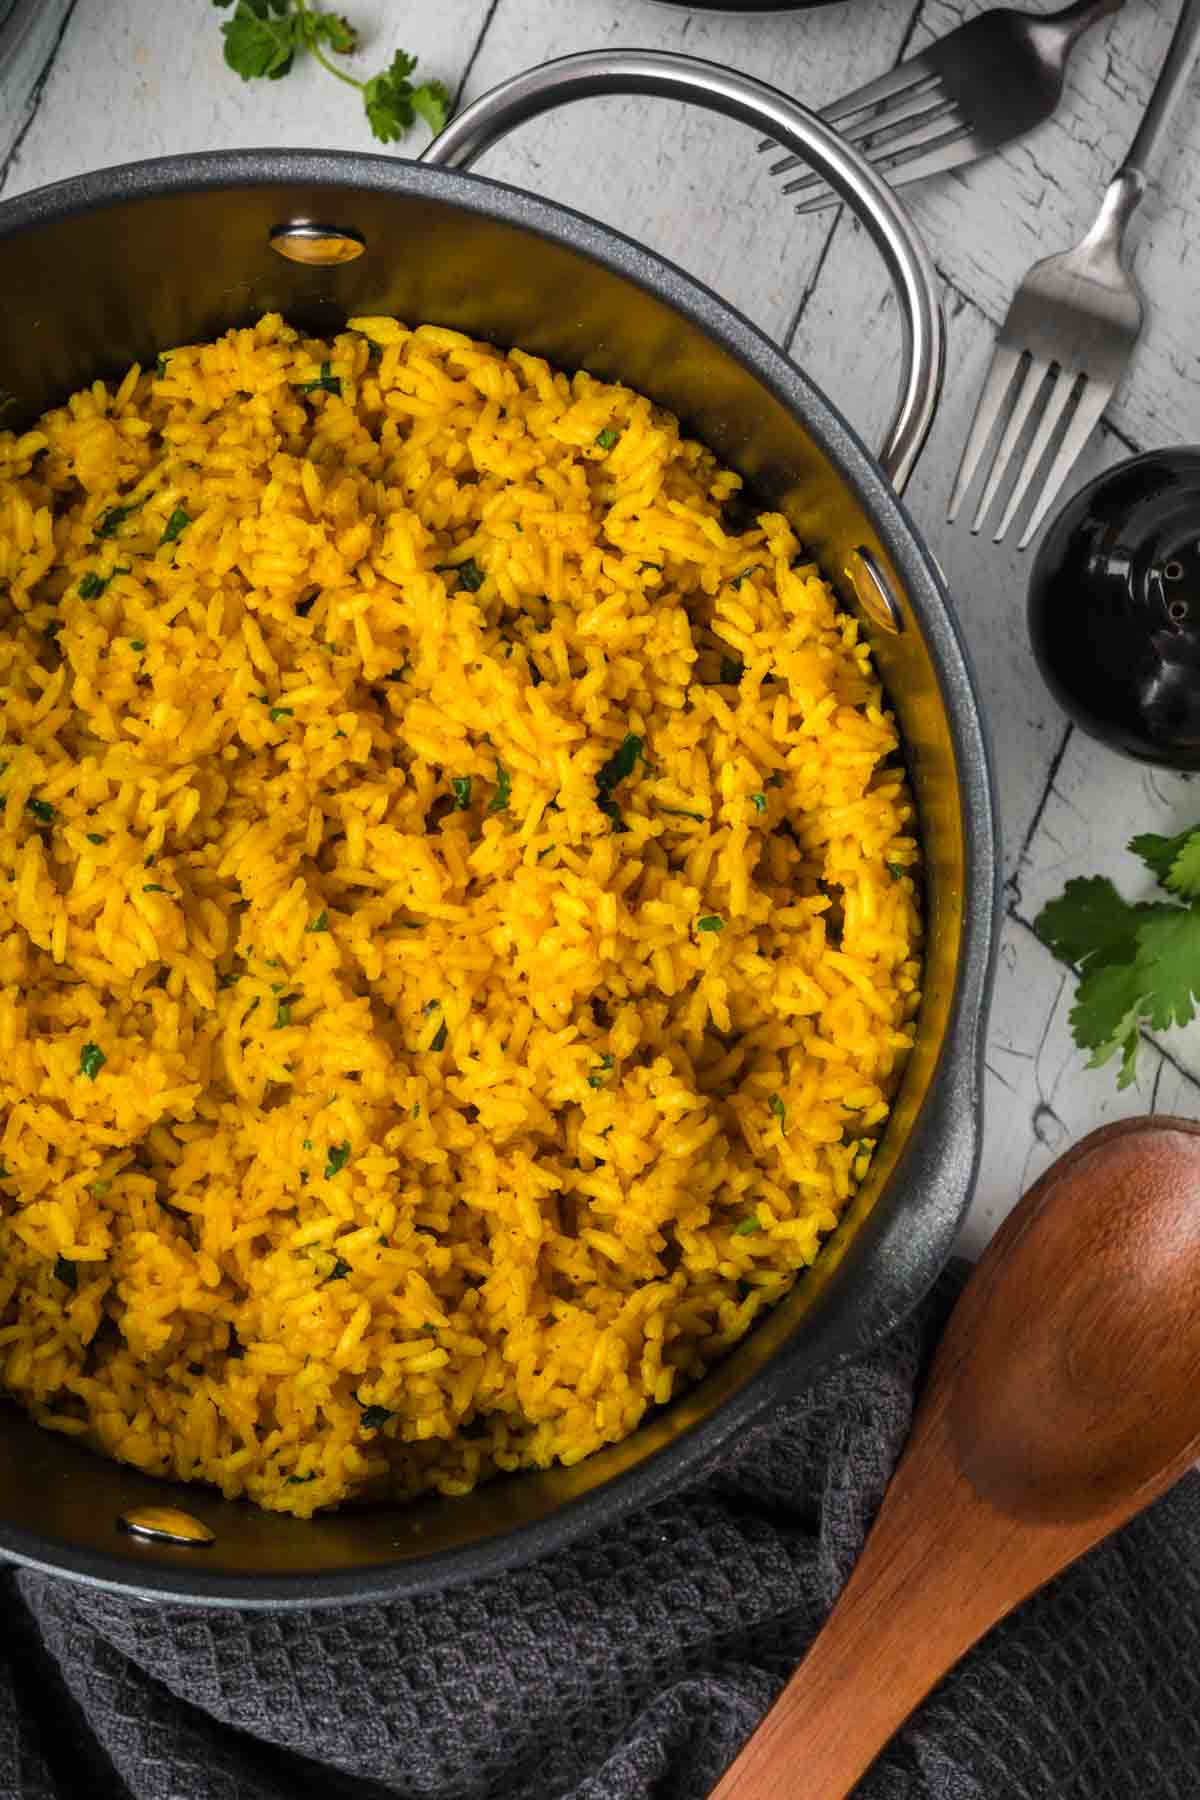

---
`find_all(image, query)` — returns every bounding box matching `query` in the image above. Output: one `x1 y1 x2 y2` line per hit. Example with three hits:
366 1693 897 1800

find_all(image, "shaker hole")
1165 561 1185 582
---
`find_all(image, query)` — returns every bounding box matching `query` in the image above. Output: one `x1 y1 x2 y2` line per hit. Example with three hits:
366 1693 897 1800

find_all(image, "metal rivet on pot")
846 545 903 635
119 1506 215 1548
268 223 365 266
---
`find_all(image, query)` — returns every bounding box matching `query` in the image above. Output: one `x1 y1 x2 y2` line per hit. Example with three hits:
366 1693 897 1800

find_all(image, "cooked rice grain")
0 314 921 1515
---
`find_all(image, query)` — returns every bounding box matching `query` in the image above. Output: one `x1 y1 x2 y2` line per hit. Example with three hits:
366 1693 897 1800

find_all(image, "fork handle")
1121 0 1200 184
1045 0 1128 47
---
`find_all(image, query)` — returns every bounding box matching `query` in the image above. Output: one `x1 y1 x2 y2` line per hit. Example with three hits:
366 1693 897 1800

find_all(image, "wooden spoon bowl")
955 1120 1200 1521
710 1117 1200 1800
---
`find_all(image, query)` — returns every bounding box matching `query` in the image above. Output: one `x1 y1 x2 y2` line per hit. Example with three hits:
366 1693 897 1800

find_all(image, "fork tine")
992 369 1081 544
947 344 1022 525
779 96 959 195
790 122 973 214
1016 380 1112 550
971 355 1051 534
766 75 943 177
756 58 935 160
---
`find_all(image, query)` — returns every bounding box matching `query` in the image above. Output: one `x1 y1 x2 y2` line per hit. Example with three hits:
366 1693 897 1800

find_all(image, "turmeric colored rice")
0 314 921 1516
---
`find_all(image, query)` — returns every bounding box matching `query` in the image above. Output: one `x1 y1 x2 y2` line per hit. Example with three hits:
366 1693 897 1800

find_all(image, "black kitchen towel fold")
2 1267 1198 1800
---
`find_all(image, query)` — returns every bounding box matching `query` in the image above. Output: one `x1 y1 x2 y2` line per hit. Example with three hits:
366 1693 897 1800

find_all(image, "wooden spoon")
710 1116 1200 1800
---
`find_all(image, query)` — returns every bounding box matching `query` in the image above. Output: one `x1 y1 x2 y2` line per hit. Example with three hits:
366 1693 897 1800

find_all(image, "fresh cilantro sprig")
213 0 451 144
1034 825 1200 1088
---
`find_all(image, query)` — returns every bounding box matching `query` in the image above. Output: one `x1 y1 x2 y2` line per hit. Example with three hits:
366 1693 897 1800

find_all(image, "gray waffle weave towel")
2 1268 1198 1800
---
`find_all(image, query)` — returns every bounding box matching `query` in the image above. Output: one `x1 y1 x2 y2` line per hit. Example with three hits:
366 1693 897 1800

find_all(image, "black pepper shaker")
1028 449 1200 769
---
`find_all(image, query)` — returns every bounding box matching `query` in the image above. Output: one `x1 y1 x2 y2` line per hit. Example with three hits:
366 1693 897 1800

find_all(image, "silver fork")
949 0 1200 549
760 0 1123 216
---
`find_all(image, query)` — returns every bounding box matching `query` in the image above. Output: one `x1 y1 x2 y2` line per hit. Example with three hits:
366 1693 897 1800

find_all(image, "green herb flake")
595 427 620 451
306 910 329 933
130 639 146 653
769 1094 787 1131
155 353 172 379
302 1139 313 1151
430 1019 448 1054
143 883 169 896
89 1179 111 1199
275 999 292 1028
325 1256 352 1282
451 776 472 810
296 360 341 397
286 1472 316 1486
658 806 705 822
730 566 763 591
588 1054 615 1090
750 793 767 813
54 1255 78 1290
596 733 643 831
733 1216 762 1237
324 1142 351 1179
489 760 512 814
94 497 144 540
26 797 55 824
697 915 724 933
158 507 191 547
268 706 294 723
79 1041 105 1078
886 861 905 881
457 557 485 593
358 1401 394 1431
78 572 105 599
411 1102 421 1120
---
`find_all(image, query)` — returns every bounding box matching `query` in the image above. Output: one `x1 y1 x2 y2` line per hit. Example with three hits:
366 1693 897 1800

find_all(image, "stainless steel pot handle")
422 50 945 494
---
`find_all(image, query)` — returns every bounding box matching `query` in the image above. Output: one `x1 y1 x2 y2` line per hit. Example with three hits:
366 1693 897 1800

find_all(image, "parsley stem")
296 0 364 90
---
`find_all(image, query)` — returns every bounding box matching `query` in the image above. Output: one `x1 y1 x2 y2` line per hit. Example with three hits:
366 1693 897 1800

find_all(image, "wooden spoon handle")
710 1119 1200 1800
708 1351 1040 1799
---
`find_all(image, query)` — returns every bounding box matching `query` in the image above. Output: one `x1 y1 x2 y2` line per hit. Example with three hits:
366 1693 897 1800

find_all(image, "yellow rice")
0 313 921 1516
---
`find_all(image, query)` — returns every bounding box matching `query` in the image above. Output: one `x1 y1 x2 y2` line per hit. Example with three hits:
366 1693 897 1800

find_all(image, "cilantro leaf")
219 0 300 81
363 48 420 142
1133 910 1200 1033
1129 828 1196 885
1038 856 1200 1089
213 3 452 145
1070 960 1149 1089
303 9 357 54
411 78 450 136
1166 830 1200 899
1033 876 1155 974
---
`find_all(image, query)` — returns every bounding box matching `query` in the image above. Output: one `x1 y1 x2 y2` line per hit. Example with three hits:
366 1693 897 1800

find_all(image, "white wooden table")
6 0 1199 1255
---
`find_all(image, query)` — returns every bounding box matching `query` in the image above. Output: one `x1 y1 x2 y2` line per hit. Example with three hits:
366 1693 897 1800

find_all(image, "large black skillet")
0 52 997 1606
